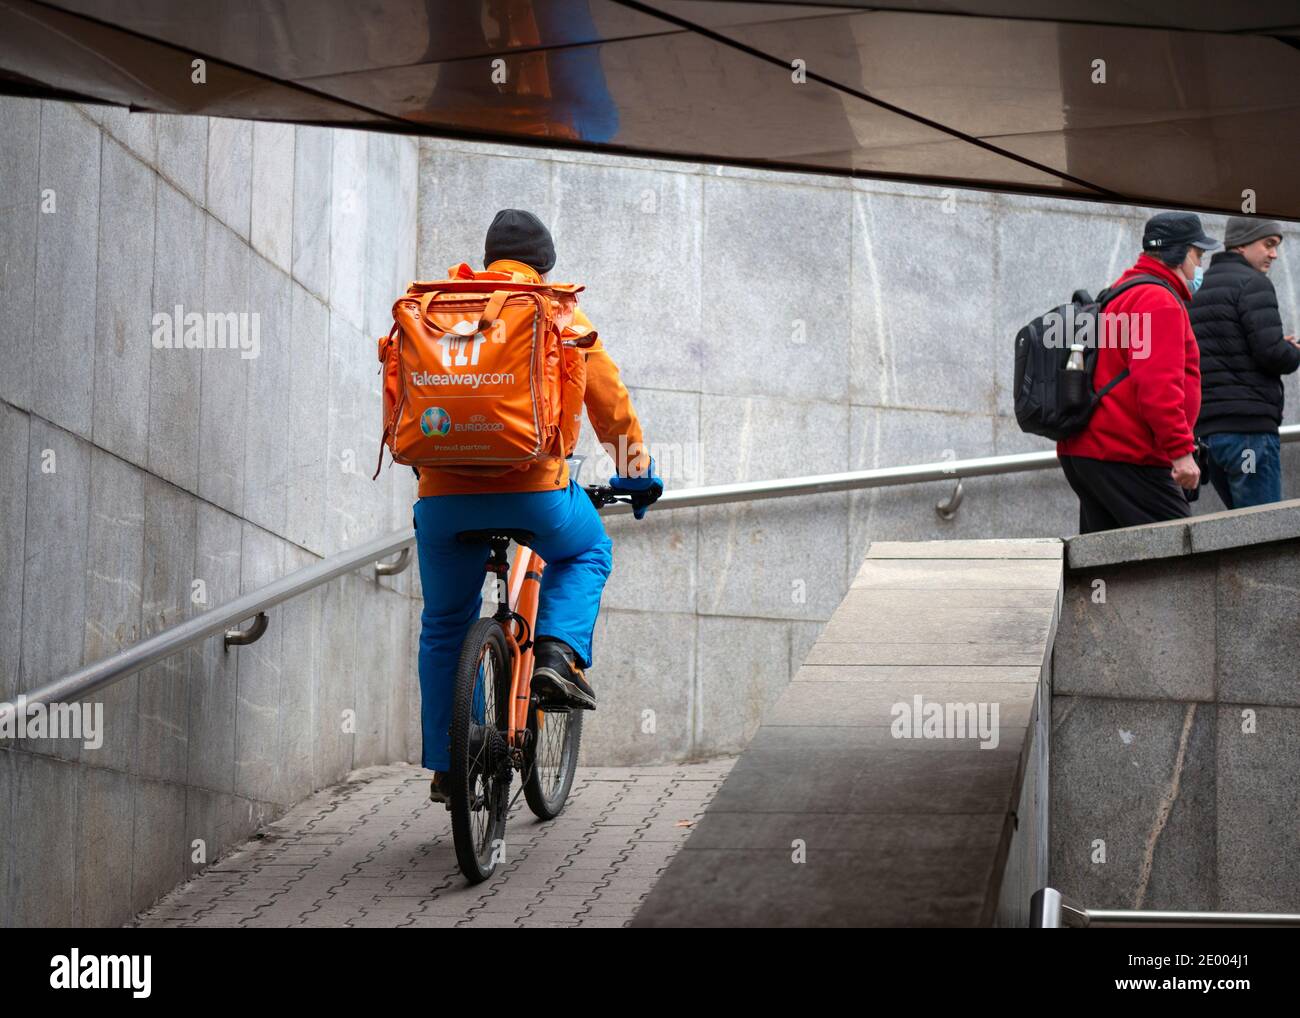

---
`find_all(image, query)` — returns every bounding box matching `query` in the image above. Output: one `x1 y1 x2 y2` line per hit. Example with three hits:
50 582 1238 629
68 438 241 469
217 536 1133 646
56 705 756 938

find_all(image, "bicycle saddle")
455 528 536 547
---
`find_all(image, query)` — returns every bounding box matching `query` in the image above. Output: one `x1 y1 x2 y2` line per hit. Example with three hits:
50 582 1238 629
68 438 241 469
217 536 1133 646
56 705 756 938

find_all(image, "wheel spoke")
535 709 571 801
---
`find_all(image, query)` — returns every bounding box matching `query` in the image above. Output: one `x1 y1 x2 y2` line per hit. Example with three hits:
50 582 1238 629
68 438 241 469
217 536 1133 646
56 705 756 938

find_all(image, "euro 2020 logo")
420 406 451 437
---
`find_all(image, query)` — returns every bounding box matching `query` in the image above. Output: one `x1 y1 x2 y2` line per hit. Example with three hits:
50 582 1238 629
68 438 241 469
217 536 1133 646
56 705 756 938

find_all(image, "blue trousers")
412 480 613 771
1203 432 1282 509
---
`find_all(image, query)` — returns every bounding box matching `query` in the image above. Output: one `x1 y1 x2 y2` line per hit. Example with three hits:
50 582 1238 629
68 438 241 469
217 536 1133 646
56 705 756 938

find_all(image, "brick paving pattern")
128 758 735 928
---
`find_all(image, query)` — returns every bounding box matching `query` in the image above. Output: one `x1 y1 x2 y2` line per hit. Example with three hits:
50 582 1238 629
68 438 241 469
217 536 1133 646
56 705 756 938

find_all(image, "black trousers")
1059 455 1191 535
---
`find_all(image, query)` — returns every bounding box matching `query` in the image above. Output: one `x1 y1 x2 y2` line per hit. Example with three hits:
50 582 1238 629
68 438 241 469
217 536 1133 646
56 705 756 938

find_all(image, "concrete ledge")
632 539 1062 927
1066 498 1300 570
851 557 1063 591
868 539 1063 560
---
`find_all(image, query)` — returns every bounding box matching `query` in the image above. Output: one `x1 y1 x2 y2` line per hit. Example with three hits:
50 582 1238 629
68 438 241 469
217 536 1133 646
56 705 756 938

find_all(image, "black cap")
1142 211 1222 254
484 209 556 274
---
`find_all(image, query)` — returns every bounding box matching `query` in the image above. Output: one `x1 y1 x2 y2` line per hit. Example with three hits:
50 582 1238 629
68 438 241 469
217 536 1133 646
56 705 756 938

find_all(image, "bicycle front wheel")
523 704 583 820
448 618 513 883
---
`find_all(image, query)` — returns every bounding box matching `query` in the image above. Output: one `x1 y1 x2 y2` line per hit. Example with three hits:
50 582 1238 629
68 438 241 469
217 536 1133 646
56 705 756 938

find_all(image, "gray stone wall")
415 137 1300 767
0 99 420 925
1051 528 1300 911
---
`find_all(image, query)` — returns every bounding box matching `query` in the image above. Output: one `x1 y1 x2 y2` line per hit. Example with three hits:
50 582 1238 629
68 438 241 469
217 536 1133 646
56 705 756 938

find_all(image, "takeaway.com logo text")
50 949 151 998
411 370 514 387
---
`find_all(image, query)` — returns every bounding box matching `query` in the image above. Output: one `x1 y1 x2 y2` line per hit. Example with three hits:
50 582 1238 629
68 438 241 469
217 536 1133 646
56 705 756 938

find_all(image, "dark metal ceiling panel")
47 0 672 79
0 0 394 120
654 1 1300 38
302 26 1077 191
703 7 1300 214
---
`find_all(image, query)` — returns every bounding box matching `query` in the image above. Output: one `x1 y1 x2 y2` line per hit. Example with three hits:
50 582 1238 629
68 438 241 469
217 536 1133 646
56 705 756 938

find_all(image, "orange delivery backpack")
374 263 595 480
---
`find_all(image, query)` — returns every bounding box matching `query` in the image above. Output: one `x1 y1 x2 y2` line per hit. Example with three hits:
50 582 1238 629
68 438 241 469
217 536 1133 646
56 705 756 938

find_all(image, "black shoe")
429 771 451 808
532 638 596 710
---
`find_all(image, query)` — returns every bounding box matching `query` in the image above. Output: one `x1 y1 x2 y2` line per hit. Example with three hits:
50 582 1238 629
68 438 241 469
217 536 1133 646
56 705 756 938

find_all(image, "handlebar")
584 484 655 512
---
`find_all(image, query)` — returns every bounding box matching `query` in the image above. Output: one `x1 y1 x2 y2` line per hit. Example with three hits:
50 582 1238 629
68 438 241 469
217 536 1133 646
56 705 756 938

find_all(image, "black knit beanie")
484 209 556 274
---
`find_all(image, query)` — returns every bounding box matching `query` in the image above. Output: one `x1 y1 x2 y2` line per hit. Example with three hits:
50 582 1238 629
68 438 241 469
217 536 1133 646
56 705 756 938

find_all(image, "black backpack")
1013 275 1179 441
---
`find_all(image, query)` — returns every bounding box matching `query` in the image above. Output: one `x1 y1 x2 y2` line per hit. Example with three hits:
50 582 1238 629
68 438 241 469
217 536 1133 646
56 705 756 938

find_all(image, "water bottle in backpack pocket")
1060 343 1090 412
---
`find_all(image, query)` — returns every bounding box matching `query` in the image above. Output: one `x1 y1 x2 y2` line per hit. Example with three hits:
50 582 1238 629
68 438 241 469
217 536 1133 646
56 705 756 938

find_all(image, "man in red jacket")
1058 212 1221 533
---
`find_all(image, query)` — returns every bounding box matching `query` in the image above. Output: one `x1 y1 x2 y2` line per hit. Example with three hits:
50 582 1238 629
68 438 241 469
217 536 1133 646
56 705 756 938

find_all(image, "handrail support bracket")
936 478 964 520
224 612 269 650
375 546 412 578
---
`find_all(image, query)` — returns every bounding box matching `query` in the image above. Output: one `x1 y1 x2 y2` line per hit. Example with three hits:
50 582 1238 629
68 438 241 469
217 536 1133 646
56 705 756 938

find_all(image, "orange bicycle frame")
501 543 545 750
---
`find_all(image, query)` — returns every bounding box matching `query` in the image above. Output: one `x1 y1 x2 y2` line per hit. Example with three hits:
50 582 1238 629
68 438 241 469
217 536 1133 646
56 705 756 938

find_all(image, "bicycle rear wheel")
523 704 583 820
449 618 513 883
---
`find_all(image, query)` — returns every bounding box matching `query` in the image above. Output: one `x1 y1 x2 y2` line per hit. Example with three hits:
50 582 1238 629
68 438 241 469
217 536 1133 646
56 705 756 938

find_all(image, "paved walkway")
129 758 735 928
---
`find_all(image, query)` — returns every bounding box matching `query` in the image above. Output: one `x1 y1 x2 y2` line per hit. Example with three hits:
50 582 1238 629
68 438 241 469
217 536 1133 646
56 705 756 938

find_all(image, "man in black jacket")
1189 217 1300 508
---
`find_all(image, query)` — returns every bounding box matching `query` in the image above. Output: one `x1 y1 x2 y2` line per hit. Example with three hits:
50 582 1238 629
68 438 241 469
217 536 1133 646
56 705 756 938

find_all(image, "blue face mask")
1189 265 1204 294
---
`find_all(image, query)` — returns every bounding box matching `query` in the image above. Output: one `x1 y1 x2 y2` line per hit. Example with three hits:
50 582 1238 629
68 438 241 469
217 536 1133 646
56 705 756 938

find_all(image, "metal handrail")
1031 887 1300 927
5 423 1299 725
612 450 1057 513
1 527 410 721
603 422 1300 514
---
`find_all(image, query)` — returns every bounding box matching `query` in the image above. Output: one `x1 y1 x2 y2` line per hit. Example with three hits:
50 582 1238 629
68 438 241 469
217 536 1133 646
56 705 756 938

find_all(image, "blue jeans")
1203 432 1282 509
412 480 613 771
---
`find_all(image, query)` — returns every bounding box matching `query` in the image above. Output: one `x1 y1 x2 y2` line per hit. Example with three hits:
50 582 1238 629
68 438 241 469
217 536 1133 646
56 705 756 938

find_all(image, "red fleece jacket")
1058 254 1200 466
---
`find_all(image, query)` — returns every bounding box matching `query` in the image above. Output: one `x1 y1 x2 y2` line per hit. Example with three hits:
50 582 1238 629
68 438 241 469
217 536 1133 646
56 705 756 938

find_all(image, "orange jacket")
415 258 649 496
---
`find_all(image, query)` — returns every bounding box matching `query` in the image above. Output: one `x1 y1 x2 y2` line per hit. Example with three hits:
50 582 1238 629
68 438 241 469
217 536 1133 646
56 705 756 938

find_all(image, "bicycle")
444 478 653 883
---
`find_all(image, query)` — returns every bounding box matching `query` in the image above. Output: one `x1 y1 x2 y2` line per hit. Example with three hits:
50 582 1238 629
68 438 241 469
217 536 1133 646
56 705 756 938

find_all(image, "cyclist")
412 209 663 804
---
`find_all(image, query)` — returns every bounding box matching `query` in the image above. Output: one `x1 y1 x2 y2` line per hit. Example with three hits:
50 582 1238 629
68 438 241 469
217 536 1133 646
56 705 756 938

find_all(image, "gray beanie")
1224 216 1283 249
